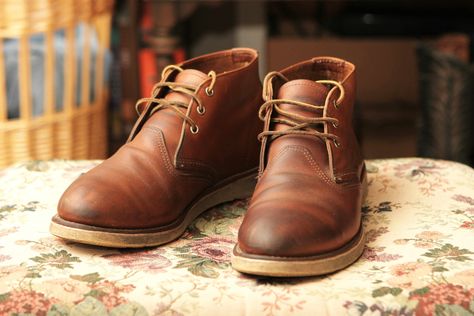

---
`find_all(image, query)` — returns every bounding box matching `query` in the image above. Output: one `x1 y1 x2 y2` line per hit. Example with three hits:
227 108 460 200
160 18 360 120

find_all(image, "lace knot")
257 72 346 174
134 65 217 135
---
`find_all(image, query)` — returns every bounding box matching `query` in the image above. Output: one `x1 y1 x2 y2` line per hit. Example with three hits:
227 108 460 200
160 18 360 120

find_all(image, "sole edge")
231 226 366 277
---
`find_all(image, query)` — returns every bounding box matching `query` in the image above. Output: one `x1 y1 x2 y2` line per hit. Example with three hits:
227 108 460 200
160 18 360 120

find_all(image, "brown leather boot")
232 57 367 277
50 48 262 248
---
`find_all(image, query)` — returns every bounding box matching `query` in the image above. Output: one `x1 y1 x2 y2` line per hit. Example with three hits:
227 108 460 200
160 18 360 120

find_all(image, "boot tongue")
164 69 209 103
133 69 209 156
274 79 329 132
267 79 331 171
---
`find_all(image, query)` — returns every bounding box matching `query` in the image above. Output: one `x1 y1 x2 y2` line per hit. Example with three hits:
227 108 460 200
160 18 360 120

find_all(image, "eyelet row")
197 86 214 116
205 87 214 96
190 125 199 134
192 85 215 132
332 98 340 147
197 106 205 115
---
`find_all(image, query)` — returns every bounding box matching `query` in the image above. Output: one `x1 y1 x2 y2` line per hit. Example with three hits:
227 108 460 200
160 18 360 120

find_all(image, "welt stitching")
142 125 215 181
265 145 333 186
294 147 335 187
142 125 176 176
286 146 359 191
277 145 332 185
178 158 217 180
156 129 176 176
264 146 293 170
302 149 360 190
151 127 213 183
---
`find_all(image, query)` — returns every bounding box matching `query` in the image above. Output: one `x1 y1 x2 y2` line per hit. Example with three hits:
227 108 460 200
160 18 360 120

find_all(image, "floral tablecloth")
0 158 473 315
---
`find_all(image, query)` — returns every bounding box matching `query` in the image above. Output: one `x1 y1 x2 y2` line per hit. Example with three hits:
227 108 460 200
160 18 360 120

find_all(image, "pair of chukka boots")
50 48 367 277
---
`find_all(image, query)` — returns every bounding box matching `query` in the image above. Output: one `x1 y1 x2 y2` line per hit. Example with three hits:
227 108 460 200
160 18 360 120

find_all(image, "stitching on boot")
144 126 212 183
176 158 217 182
268 145 359 191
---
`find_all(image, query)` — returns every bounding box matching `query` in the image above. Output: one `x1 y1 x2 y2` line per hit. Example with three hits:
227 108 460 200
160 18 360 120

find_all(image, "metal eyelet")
332 121 339 128
333 99 339 109
333 139 341 148
190 125 199 134
197 106 206 115
334 176 343 183
205 87 214 96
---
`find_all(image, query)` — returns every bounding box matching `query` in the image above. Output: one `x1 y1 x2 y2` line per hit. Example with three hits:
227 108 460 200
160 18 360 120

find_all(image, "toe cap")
238 202 344 257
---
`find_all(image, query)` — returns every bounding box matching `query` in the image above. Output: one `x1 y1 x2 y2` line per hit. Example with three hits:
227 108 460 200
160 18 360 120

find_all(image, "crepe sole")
231 227 366 277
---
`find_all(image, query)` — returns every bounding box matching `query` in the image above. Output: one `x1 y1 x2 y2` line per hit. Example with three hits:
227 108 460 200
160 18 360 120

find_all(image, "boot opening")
184 48 257 75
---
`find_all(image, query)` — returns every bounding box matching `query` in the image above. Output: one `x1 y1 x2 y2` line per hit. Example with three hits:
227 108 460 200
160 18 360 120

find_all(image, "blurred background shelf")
2 0 473 167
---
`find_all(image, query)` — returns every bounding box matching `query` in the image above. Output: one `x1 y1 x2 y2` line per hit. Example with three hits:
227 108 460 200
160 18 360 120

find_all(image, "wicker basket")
0 0 113 168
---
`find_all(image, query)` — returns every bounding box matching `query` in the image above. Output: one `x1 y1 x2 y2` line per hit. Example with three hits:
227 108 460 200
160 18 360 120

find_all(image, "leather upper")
58 48 262 229
238 57 366 257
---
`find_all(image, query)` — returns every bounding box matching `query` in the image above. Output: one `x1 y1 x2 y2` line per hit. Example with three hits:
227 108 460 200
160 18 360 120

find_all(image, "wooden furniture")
0 0 113 168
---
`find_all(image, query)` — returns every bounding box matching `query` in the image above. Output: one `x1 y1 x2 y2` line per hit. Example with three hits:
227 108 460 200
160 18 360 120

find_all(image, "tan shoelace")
258 71 345 174
258 71 345 146
134 65 216 134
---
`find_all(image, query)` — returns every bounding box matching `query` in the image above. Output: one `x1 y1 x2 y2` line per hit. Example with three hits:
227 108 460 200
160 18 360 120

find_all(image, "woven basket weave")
0 0 113 168
417 44 474 165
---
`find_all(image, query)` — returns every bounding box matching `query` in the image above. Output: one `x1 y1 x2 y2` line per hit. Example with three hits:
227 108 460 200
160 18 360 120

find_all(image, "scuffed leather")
57 48 262 229
238 57 366 257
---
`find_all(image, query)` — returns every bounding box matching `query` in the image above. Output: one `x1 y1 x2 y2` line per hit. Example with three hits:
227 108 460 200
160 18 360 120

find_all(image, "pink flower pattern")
452 194 474 205
460 221 474 229
102 248 172 273
410 284 474 315
82 280 135 311
0 290 57 316
0 254 11 262
361 246 402 262
191 237 234 263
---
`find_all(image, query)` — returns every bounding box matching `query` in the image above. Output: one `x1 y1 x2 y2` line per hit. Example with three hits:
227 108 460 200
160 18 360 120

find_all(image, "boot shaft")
261 57 363 182
129 48 263 180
